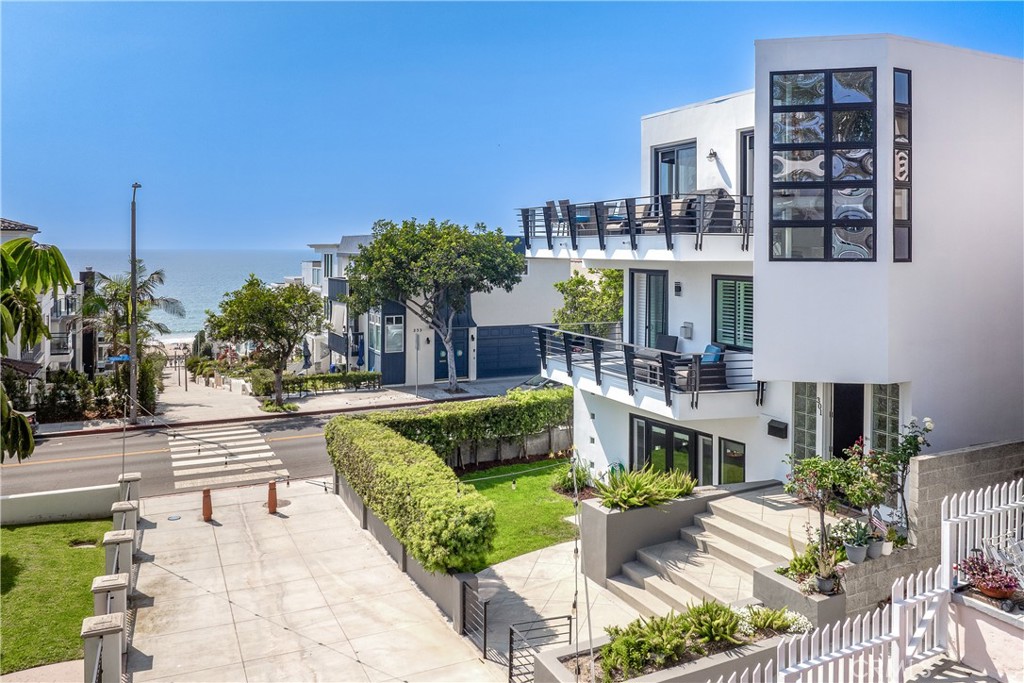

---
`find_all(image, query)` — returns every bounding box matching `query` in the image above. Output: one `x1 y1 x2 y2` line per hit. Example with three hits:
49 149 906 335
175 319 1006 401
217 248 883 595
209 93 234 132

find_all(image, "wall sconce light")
674 281 683 297
706 148 718 162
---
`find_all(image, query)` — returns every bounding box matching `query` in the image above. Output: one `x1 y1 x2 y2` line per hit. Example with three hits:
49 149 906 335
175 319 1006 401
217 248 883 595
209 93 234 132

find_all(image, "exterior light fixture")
706 149 718 162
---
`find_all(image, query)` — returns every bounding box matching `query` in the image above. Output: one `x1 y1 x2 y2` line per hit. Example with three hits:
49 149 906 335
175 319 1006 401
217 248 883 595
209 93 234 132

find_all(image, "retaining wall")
0 484 120 525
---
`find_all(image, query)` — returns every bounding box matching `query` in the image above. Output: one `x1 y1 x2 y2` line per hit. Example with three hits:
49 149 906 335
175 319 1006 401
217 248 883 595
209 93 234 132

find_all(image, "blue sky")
3 2 1021 249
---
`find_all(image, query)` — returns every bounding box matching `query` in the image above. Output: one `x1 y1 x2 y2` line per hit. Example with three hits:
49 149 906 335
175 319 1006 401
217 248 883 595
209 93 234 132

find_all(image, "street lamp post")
129 182 141 425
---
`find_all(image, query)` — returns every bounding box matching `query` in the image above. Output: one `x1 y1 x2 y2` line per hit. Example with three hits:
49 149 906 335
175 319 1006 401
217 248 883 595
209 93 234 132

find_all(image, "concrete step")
606 573 674 619
679 526 784 575
622 561 701 614
705 487 840 552
636 540 752 605
692 512 799 561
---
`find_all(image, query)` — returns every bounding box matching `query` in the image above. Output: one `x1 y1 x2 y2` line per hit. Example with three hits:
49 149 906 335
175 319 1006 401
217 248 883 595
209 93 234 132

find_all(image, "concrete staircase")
607 486 823 617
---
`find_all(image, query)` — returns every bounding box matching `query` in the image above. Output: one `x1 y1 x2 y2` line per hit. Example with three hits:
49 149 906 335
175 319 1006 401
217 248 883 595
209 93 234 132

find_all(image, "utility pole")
129 182 142 424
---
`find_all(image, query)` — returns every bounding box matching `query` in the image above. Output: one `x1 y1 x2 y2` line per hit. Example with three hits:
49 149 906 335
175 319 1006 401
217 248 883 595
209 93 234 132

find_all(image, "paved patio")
130 479 503 682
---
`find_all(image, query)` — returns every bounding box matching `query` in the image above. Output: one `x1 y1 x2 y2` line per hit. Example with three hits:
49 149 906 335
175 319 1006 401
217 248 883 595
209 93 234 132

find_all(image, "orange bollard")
268 481 278 514
202 488 212 522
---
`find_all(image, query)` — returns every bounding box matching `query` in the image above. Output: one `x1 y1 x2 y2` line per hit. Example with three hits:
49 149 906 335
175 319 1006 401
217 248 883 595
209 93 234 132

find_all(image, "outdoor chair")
632 334 679 385
672 342 728 391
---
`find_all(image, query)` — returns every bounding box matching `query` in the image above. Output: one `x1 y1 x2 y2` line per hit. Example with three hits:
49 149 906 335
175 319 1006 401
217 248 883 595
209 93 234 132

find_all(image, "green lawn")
1 519 110 674
460 459 577 568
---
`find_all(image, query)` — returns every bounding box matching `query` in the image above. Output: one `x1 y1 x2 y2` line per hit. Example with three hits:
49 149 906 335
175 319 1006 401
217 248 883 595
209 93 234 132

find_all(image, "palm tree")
82 259 186 355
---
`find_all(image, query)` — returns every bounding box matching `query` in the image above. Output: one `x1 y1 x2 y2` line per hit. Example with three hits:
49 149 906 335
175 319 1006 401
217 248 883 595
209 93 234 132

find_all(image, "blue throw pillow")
701 344 722 364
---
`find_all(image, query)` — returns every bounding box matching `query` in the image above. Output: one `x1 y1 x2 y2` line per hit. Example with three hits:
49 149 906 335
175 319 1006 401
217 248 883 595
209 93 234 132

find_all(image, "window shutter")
738 280 754 349
717 279 738 347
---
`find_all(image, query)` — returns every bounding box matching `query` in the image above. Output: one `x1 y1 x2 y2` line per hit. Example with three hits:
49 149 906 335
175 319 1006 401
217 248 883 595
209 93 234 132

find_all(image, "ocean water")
62 249 316 344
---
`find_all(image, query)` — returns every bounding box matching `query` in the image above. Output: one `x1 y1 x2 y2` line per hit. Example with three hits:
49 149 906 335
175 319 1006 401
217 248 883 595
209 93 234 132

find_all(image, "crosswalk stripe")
171 451 276 468
170 437 268 451
171 444 273 459
169 428 259 441
173 459 285 477
174 469 289 490
169 424 258 436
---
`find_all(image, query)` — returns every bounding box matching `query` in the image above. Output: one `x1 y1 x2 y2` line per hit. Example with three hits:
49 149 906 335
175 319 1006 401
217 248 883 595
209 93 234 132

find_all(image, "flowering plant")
959 555 1020 592
880 418 935 528
843 437 893 533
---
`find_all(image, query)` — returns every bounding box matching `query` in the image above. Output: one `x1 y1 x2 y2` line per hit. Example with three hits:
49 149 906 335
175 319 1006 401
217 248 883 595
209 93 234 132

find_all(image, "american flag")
870 513 888 535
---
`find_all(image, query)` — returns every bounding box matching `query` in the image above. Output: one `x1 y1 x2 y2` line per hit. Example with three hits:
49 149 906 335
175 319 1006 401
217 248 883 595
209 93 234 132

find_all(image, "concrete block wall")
842 440 1024 616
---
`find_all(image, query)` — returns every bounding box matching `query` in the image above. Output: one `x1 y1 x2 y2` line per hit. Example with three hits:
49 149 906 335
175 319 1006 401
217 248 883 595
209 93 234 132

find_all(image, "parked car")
516 374 560 391
14 410 38 434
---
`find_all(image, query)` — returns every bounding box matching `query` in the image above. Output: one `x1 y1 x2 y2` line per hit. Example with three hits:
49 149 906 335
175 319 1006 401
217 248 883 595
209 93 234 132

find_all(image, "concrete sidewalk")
130 479 504 682
37 371 531 436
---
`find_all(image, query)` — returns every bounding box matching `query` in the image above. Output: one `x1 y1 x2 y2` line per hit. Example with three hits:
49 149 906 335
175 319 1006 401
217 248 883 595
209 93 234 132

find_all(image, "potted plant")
815 539 839 594
959 554 1021 599
842 437 892 559
882 526 899 556
843 521 871 564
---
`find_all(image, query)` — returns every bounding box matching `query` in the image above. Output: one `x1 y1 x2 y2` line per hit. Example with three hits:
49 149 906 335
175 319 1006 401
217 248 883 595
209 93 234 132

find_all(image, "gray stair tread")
682 526 786 570
637 540 753 604
607 574 674 618
693 512 797 559
623 561 701 613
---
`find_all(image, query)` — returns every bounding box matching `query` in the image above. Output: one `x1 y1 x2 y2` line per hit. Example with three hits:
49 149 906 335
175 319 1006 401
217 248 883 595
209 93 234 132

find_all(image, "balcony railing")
50 296 78 319
20 343 44 363
519 192 752 252
50 333 72 355
535 324 765 409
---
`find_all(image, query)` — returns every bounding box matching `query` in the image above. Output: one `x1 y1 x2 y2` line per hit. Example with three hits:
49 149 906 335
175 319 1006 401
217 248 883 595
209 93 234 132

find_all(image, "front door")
630 270 668 348
831 383 865 457
435 329 469 381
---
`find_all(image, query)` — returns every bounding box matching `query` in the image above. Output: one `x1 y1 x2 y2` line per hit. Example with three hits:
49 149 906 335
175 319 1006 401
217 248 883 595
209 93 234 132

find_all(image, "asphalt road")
1 414 339 498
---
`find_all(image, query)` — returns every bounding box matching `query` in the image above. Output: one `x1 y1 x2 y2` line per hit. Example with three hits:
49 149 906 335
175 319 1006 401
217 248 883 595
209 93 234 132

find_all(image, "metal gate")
508 615 572 683
461 581 489 658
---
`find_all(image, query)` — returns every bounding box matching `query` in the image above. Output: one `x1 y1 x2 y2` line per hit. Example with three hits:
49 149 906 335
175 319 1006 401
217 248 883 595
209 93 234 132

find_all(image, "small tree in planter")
784 455 853 588
844 437 893 557
881 418 935 530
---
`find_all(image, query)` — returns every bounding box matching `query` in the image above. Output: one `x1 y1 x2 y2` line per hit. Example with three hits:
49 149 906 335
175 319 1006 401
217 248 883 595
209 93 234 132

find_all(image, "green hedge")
250 369 275 396
325 417 496 573
363 386 572 460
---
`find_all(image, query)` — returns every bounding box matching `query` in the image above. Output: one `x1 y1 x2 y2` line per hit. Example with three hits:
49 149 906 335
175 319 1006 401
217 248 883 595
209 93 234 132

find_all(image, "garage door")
476 325 542 379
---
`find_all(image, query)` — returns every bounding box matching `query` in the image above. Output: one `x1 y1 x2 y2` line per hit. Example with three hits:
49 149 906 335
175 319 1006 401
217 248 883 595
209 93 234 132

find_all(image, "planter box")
752 564 846 629
581 480 777 586
534 634 784 683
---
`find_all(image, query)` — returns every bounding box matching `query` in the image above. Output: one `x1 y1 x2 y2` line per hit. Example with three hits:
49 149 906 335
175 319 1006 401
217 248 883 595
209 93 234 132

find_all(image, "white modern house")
521 34 1023 486
301 232 572 385
1 218 85 383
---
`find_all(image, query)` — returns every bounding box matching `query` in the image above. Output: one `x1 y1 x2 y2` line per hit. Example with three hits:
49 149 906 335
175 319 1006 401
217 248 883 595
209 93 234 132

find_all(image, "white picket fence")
939 477 1024 589
891 567 948 682
707 659 775 683
776 604 897 683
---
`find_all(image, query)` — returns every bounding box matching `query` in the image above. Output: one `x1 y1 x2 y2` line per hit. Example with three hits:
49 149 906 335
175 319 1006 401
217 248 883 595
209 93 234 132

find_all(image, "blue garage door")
477 325 542 379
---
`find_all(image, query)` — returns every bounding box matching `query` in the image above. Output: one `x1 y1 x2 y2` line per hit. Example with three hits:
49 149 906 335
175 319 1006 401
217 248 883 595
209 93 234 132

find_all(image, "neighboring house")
1 218 85 386
520 34 1023 485
302 233 571 385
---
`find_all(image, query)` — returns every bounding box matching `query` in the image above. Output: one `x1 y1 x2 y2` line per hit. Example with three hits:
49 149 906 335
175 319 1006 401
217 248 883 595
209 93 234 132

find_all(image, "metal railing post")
542 205 554 250
625 198 638 250
561 333 573 377
537 328 548 370
590 336 603 386
659 194 674 249
659 352 673 407
482 600 489 659
519 208 532 250
623 345 636 396
696 194 706 250
508 628 515 683
566 203 579 251
594 201 607 250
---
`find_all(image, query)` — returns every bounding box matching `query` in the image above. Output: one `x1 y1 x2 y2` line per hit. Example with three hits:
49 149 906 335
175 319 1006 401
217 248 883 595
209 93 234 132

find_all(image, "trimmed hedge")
364 386 573 460
250 369 275 396
325 417 496 573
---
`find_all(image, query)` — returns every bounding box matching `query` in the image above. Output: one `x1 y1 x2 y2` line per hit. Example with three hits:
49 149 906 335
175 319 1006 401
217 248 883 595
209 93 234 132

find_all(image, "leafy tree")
345 219 524 392
552 268 623 337
1 237 74 461
783 454 854 576
206 276 325 406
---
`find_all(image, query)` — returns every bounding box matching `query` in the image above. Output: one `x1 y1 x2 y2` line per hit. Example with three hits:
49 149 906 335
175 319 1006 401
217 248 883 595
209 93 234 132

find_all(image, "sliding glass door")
630 415 707 482
655 144 697 198
630 270 667 348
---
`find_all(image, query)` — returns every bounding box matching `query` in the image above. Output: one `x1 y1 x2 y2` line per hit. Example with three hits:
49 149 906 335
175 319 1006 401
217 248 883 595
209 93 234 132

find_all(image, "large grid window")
893 69 912 261
712 275 753 350
793 382 818 459
384 315 404 353
770 70 877 261
871 383 900 452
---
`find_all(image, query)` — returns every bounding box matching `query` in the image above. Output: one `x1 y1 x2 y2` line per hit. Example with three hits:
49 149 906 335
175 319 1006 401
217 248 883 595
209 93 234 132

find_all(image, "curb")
36 393 485 439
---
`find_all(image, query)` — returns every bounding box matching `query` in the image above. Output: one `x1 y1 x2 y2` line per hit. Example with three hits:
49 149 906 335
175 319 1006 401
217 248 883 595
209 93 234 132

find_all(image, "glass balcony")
519 192 753 253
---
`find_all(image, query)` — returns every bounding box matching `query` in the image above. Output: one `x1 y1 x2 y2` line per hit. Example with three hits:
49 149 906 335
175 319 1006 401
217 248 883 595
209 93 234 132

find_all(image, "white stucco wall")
640 91 754 195
753 35 1024 452
471 258 569 327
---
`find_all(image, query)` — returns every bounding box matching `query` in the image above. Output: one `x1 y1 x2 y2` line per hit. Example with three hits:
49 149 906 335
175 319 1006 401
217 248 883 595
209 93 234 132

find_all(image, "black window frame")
652 140 698 198
711 274 753 351
718 437 746 484
893 69 912 262
769 68 878 262
628 269 669 347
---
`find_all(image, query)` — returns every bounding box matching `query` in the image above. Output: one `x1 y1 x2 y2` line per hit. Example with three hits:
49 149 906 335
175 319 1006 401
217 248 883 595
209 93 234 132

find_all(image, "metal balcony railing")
534 323 764 409
20 343 44 363
50 296 78 319
518 192 753 252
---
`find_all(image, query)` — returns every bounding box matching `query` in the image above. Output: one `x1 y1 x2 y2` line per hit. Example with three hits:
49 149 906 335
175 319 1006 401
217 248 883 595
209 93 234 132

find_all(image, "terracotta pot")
977 585 1017 600
867 540 884 559
816 576 836 594
881 540 894 556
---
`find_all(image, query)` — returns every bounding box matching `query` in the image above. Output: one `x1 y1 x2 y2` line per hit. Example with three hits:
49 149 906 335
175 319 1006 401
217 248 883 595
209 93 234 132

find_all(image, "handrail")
518 192 753 252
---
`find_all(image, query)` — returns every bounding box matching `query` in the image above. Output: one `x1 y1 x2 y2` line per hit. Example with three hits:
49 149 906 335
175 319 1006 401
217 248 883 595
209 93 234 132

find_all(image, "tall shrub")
325 416 496 573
